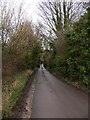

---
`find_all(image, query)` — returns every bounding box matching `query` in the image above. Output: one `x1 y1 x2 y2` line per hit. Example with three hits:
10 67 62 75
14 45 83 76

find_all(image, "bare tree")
0 2 13 44
38 0 87 58
0 1 24 47
38 0 86 37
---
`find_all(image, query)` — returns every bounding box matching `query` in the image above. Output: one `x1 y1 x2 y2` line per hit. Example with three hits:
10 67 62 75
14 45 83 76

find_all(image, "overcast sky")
24 0 89 24
1 0 89 24
1 0 42 24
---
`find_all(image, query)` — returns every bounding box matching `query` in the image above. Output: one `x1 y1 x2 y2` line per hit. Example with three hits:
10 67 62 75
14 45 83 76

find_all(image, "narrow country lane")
31 67 88 118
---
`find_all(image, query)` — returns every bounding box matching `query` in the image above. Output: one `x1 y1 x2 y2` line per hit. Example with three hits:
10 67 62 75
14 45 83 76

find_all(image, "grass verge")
2 69 33 118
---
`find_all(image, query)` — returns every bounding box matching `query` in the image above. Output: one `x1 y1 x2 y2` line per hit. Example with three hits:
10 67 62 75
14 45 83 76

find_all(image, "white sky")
1 0 89 24
1 0 43 24
22 0 42 23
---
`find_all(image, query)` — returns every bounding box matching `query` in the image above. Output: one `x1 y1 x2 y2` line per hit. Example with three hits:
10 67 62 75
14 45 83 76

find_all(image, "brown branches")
38 0 87 37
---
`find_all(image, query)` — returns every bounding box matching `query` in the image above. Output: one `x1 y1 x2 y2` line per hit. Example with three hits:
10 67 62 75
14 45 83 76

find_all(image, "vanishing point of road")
31 67 88 118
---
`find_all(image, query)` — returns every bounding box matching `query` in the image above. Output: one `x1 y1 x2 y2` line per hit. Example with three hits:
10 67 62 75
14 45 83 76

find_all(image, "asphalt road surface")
31 67 88 118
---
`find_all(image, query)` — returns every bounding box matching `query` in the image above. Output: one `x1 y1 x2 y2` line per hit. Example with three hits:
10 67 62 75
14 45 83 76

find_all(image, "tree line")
1 0 90 89
38 0 90 89
0 2 42 76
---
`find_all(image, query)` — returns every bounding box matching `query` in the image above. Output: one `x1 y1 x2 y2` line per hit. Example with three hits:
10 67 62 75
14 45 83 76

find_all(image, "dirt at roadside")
11 72 37 118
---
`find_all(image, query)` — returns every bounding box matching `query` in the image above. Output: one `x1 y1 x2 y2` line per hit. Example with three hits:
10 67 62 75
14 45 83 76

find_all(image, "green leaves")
66 10 90 87
44 8 89 89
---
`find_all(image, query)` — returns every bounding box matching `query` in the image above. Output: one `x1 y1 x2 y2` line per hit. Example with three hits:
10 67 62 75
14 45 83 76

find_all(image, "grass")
2 69 33 118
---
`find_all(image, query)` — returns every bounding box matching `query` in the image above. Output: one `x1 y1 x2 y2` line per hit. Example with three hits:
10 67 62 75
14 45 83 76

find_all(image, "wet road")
31 68 88 118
